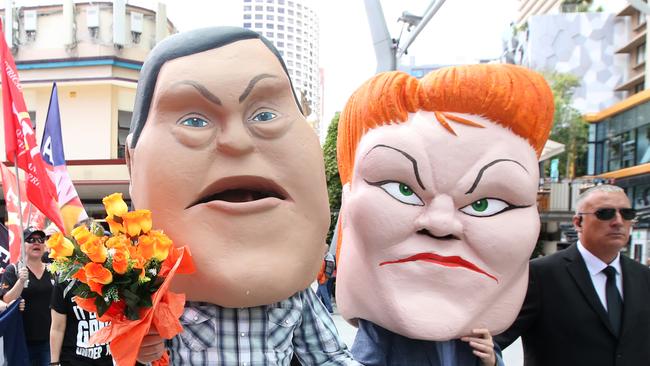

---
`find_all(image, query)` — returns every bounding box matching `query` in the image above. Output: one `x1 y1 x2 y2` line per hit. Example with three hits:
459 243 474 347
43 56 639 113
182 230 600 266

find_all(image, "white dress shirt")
577 241 624 311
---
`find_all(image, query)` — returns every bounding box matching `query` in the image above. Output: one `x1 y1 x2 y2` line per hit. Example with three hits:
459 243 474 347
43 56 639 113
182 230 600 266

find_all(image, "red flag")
0 162 44 263
0 20 64 232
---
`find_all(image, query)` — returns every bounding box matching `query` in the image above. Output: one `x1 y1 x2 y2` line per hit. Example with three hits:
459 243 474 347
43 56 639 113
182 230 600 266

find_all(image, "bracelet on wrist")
49 362 61 366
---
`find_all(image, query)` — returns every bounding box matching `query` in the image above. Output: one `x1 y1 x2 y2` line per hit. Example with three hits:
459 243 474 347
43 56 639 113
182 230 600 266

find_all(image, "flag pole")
14 152 27 288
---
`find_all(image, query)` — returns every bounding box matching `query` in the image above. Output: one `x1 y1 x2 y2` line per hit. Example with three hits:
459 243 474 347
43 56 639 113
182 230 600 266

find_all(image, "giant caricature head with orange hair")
336 64 554 340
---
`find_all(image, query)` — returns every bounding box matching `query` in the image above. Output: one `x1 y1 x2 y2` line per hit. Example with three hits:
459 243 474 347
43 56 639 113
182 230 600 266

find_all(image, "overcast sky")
164 0 526 136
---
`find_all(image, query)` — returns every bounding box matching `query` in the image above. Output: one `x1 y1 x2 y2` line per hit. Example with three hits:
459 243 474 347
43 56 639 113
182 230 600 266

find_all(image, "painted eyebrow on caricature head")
365 144 425 190
170 73 278 107
171 80 222 106
465 159 528 195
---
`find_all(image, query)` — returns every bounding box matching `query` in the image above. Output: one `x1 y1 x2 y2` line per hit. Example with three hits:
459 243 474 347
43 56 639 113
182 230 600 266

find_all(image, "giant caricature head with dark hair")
126 27 330 307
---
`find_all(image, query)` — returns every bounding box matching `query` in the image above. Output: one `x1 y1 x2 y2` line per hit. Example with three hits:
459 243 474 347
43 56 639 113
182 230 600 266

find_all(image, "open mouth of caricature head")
186 175 289 210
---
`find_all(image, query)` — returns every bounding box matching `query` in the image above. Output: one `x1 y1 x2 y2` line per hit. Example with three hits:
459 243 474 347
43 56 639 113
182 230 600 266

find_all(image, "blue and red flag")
40 83 88 233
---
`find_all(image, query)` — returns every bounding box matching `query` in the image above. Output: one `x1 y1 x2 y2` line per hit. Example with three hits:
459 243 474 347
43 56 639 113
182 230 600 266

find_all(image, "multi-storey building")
241 0 321 122
585 2 650 265
0 0 174 216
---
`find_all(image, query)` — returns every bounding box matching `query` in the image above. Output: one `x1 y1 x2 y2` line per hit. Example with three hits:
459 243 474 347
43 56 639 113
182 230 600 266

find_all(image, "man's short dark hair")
129 26 301 148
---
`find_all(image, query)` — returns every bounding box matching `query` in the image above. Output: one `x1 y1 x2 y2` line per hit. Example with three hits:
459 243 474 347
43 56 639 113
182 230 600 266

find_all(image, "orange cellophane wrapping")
74 246 195 366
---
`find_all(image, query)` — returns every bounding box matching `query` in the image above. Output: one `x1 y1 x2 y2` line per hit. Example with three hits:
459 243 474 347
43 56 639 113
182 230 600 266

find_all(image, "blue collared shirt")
168 288 360 365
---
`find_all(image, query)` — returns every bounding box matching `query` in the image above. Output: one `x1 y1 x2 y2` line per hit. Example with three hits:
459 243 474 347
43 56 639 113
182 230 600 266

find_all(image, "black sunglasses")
26 237 45 244
579 208 637 221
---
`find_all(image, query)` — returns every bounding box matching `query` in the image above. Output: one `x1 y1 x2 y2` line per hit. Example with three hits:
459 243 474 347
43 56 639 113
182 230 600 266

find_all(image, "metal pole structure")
13 153 28 288
364 0 396 72
396 0 447 58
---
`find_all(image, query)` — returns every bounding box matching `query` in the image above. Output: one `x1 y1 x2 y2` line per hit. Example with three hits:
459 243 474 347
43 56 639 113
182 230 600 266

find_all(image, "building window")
278 0 285 4
267 14 274 20
638 11 647 27
267 6 274 11
637 43 646 65
266 23 274 29
117 110 132 159
278 41 285 47
637 125 650 164
288 26 294 32
277 32 284 39
244 0 251 2
288 51 294 58
286 59 293 66
266 32 274 37
287 34 294 41
244 5 252 11
278 7 285 13
244 22 252 28
277 24 284 30
267 0 274 2
635 82 645 94
255 5 263 10
255 14 263 19
255 23 263 28
288 1 294 6
244 14 251 19
288 9 294 16
288 18 294 24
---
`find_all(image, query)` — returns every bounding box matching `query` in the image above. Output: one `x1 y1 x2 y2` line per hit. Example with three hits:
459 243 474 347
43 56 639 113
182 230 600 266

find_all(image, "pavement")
330 303 524 366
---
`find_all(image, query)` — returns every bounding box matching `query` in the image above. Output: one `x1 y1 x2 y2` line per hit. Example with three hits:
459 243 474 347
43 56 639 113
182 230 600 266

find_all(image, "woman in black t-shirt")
0 228 54 366
50 280 113 366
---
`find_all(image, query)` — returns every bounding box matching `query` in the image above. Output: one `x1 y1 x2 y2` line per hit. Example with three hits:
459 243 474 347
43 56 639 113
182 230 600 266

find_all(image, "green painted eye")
378 182 423 206
460 198 510 217
251 111 277 122
399 183 414 196
180 117 208 128
471 199 488 212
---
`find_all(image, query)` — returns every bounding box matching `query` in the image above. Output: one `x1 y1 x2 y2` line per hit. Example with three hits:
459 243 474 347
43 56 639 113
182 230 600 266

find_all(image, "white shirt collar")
577 241 622 276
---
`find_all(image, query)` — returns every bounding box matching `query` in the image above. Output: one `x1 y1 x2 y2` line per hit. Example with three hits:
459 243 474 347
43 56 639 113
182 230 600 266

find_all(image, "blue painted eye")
179 117 208 128
251 111 277 123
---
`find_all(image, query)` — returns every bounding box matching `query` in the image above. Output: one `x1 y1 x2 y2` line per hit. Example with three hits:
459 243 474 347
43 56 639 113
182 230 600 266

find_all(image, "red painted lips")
380 252 498 282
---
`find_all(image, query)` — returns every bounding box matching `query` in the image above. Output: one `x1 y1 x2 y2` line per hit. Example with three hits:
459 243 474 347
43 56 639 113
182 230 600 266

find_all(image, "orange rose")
122 210 152 237
111 248 129 274
83 262 113 294
105 217 125 235
71 225 93 245
80 237 108 263
131 253 147 280
46 232 75 260
106 234 129 250
103 193 129 220
137 235 155 261
149 230 173 261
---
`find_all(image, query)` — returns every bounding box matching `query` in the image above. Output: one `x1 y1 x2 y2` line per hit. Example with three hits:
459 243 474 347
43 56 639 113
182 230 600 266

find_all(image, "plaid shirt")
168 288 360 365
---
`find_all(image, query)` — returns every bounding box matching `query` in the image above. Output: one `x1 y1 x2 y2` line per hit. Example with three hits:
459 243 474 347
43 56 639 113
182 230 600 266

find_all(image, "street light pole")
364 0 446 72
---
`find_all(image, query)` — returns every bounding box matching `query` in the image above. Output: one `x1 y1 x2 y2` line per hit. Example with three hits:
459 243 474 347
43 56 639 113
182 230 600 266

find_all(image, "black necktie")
603 266 622 336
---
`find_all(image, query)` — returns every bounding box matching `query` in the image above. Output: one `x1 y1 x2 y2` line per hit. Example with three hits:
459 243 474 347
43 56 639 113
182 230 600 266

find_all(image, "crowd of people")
0 228 112 366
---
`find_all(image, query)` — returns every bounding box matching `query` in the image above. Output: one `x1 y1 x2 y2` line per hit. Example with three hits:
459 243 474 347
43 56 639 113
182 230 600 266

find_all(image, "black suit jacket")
495 244 650 366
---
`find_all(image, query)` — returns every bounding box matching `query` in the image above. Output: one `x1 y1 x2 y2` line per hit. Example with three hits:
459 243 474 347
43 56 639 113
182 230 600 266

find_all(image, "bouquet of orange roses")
47 193 194 366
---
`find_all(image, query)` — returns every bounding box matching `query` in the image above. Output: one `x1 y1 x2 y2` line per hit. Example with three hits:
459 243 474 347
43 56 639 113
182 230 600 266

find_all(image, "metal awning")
539 139 565 162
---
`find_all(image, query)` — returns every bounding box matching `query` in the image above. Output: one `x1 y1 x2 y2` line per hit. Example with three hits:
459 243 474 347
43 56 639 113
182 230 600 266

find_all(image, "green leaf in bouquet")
94 296 109 317
104 285 120 303
59 262 83 283
125 304 140 321
74 283 92 298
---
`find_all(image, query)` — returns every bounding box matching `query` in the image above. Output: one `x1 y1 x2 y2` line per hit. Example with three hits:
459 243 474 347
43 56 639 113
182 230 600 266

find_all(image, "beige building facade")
0 0 175 215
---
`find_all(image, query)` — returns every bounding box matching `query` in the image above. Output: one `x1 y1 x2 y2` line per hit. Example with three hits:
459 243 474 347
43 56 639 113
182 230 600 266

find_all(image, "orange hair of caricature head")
336 64 554 186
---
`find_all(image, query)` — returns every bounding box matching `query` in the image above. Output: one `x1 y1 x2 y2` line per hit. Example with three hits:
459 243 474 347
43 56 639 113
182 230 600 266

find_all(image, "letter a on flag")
40 83 88 233
0 20 64 232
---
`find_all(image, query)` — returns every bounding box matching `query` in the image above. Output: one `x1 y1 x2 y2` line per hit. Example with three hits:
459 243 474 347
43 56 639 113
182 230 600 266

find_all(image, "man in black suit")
495 184 650 366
